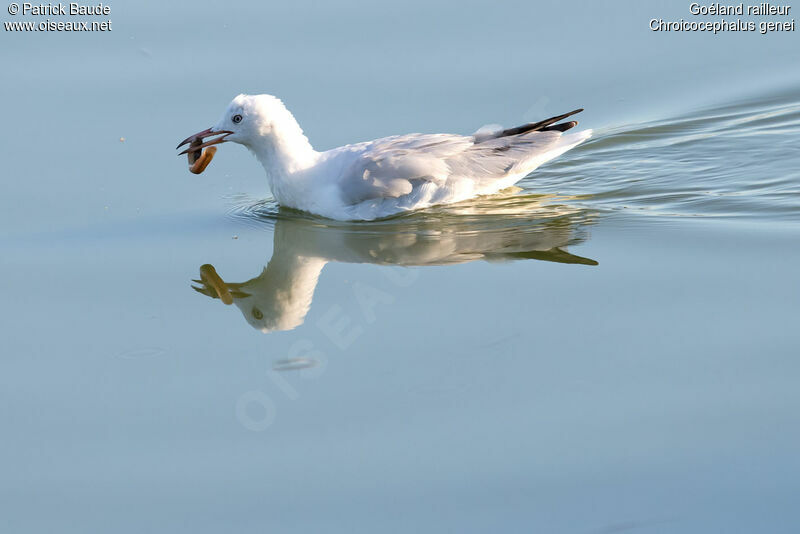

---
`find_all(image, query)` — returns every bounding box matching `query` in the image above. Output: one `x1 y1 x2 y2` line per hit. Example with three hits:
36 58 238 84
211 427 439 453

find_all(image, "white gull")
178 94 591 221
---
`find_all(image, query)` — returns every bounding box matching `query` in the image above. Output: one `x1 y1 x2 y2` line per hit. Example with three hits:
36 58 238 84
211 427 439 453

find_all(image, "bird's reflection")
192 194 598 333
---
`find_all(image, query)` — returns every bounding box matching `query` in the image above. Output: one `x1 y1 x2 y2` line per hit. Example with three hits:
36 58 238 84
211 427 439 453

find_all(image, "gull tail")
531 125 593 164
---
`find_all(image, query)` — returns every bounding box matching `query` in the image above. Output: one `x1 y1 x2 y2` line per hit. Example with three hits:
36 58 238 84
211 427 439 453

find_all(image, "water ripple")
534 85 800 221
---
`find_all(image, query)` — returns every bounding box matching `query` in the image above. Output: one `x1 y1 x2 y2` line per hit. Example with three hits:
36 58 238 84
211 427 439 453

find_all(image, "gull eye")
252 307 263 320
232 114 243 124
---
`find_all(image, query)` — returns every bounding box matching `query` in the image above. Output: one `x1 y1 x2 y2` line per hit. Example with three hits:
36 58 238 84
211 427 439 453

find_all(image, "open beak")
176 127 234 156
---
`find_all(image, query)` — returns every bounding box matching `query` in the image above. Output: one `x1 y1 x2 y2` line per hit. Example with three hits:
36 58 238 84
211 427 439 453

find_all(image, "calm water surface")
1 1 799 532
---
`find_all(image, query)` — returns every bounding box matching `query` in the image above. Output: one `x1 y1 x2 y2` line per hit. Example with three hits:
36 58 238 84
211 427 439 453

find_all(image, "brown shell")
189 146 217 174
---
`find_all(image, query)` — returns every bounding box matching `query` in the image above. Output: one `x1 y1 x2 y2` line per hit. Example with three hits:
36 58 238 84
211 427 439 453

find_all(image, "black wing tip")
541 120 579 133
479 108 585 141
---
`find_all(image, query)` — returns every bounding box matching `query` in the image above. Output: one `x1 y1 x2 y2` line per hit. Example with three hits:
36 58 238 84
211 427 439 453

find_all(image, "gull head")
178 94 289 150
177 94 313 175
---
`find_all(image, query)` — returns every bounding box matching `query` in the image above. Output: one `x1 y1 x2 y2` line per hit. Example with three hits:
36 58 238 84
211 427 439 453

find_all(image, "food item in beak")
187 138 202 165
189 145 217 174
178 128 231 173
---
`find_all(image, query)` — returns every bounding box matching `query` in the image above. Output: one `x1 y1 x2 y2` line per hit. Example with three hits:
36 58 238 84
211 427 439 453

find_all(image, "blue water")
1 1 799 532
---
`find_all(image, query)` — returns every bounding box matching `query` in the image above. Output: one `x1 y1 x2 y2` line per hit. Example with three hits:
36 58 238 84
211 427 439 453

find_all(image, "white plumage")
182 94 591 221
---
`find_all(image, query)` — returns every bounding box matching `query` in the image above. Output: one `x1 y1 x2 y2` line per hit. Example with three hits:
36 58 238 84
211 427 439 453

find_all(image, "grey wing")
339 134 471 204
339 110 583 204
446 130 566 189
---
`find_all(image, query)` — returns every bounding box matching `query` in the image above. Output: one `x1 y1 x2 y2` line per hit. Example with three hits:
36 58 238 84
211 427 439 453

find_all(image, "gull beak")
176 127 234 156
